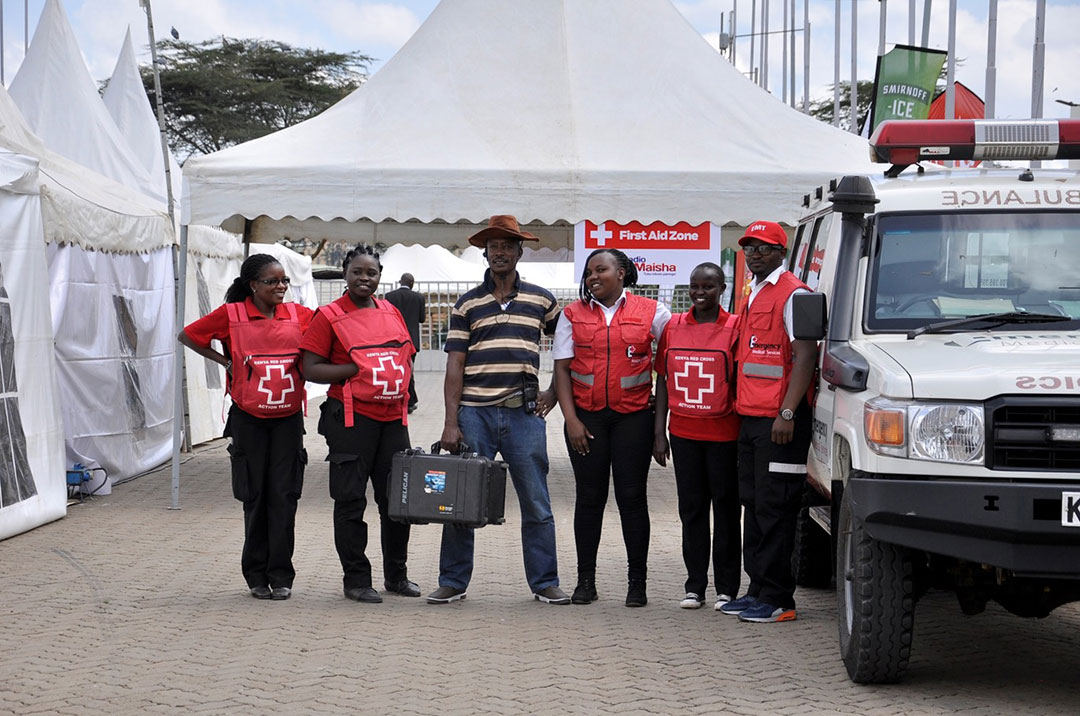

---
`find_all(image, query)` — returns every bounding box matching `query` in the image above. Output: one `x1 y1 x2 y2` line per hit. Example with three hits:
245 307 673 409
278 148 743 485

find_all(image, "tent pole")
141 0 175 224
850 0 858 133
803 0 810 113
170 224 188 510
833 0 841 126
985 0 997 119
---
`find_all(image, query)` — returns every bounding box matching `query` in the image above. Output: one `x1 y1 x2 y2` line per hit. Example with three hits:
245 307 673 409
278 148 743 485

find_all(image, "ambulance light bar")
870 119 1080 164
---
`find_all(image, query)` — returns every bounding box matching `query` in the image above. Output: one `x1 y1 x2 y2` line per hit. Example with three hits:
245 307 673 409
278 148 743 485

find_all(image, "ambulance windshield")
867 211 1080 332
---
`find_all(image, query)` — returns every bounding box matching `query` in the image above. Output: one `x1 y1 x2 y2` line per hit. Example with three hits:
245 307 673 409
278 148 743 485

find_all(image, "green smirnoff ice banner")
869 45 947 134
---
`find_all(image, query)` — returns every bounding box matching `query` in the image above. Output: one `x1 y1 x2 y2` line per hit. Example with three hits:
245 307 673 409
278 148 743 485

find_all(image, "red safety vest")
663 311 739 418
321 299 414 427
225 302 305 418
735 271 810 417
565 293 657 413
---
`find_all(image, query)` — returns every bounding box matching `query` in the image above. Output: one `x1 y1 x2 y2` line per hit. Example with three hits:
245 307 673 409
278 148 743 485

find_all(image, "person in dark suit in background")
384 273 426 413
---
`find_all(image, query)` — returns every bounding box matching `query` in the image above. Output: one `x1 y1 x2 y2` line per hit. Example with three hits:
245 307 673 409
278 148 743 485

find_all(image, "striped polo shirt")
444 270 560 406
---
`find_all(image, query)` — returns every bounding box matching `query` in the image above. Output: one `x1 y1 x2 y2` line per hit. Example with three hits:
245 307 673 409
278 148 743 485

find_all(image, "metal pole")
1032 0 1046 119
945 0 956 120
833 0 841 126
921 0 932 48
790 0 796 107
171 224 187 510
732 1 738 65
23 0 26 53
1 0 6 85
142 0 175 225
879 0 887 57
850 0 858 133
986 0 997 119
750 0 757 84
782 0 788 103
762 0 770 91
909 0 916 45
803 0 810 112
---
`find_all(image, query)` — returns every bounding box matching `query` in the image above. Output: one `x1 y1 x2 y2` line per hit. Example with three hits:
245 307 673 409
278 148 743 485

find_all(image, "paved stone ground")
2 372 1079 715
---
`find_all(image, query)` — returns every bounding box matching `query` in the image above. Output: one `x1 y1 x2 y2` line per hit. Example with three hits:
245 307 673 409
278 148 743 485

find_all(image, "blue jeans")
439 404 560 592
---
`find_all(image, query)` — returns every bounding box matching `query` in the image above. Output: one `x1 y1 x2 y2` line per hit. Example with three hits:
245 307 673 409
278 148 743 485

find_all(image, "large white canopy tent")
10 0 164 205
0 150 66 542
8 0 176 489
183 0 875 245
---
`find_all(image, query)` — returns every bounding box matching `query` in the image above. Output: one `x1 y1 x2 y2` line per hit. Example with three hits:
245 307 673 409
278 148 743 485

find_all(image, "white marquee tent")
0 150 66 542
183 0 874 235
9 0 176 489
10 0 164 204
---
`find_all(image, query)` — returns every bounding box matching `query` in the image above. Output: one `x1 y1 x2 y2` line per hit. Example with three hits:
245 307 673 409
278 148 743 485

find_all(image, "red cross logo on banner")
257 364 296 405
673 361 713 405
590 222 612 247
372 356 405 396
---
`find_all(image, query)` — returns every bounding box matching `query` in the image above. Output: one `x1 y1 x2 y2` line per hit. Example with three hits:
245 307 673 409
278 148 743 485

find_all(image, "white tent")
382 244 485 284
10 0 164 204
103 27 182 205
0 150 66 541
4 0 176 487
183 0 874 232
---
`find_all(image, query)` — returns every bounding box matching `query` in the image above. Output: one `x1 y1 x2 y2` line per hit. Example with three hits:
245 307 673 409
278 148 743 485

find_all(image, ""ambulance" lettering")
942 189 1080 207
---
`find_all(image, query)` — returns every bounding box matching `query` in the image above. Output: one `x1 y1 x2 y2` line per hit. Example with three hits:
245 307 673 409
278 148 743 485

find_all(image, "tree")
140 37 373 158
803 80 875 133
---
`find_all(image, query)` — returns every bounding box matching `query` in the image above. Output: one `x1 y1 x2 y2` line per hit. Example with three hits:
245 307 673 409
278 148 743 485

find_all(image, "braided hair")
578 248 639 303
224 253 281 303
342 244 383 273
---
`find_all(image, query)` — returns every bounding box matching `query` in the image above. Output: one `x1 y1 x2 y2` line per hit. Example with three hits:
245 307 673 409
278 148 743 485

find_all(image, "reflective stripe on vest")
742 362 784 378
620 372 652 389
570 370 594 386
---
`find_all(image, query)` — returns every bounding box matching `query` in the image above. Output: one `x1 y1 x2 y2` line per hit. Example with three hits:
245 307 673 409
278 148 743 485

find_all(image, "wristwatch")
780 408 794 421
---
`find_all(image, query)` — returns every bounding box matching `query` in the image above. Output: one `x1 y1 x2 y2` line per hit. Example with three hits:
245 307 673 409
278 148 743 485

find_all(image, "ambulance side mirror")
792 292 827 341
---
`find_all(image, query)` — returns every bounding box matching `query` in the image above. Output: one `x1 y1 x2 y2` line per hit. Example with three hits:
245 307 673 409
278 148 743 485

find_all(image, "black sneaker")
426 585 467 604
625 579 647 607
533 586 571 605
571 578 597 605
249 585 272 600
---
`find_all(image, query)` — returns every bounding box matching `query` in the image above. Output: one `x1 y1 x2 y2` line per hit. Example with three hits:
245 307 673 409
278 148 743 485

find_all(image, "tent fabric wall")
47 244 176 486
183 0 875 230
0 151 66 541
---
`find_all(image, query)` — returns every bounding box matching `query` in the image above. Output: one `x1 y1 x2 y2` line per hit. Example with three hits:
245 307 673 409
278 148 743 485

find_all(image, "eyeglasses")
741 245 782 256
257 277 291 286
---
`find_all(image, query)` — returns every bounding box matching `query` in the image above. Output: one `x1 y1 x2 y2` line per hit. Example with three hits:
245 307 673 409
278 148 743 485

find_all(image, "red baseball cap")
738 220 788 249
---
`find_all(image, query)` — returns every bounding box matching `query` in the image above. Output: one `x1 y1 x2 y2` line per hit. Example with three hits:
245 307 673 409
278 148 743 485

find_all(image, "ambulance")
788 119 1080 684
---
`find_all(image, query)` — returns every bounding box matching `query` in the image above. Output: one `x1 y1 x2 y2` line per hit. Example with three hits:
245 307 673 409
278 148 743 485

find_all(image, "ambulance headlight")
909 404 984 464
865 399 985 464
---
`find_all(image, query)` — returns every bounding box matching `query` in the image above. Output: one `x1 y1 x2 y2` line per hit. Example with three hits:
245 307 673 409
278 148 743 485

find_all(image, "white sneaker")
679 592 704 609
714 594 734 611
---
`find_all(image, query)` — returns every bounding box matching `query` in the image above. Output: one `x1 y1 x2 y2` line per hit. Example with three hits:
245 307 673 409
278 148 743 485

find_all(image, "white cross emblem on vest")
372 355 405 396
673 361 713 405
257 364 296 405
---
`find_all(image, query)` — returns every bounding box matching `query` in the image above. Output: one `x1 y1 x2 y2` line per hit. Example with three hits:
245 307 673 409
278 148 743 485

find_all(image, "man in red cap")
720 220 816 623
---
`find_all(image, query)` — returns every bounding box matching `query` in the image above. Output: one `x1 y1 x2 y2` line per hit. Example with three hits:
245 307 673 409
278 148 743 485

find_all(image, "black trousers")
670 434 741 598
737 407 812 609
318 398 411 589
224 406 306 590
407 374 418 408
566 407 653 581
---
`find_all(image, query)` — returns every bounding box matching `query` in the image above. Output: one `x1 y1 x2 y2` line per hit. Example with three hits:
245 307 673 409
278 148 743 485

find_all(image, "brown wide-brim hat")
468 215 540 248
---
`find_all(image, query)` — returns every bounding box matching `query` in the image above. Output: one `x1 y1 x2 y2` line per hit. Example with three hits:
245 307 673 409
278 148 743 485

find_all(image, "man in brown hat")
428 215 570 605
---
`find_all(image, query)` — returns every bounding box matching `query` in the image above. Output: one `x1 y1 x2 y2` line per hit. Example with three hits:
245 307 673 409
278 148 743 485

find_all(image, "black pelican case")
388 442 507 527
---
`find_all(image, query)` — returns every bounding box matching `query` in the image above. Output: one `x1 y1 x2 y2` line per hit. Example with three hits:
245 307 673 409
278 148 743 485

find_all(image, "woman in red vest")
653 262 742 611
300 245 418 604
178 253 313 601
554 248 671 608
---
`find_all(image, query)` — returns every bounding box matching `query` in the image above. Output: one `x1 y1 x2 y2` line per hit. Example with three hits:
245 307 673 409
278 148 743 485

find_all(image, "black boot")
625 578 647 607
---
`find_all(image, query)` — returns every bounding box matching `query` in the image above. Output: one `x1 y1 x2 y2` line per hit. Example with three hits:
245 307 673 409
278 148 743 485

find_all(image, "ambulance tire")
837 487 915 684
792 484 833 589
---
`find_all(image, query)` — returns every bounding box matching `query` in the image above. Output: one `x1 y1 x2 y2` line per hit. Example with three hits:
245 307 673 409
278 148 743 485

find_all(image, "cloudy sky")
3 0 1077 124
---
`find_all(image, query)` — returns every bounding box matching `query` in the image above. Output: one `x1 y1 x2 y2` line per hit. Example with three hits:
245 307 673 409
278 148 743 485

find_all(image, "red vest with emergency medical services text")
321 299 414 426
225 302 305 418
663 311 739 418
565 292 657 413
735 271 810 417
